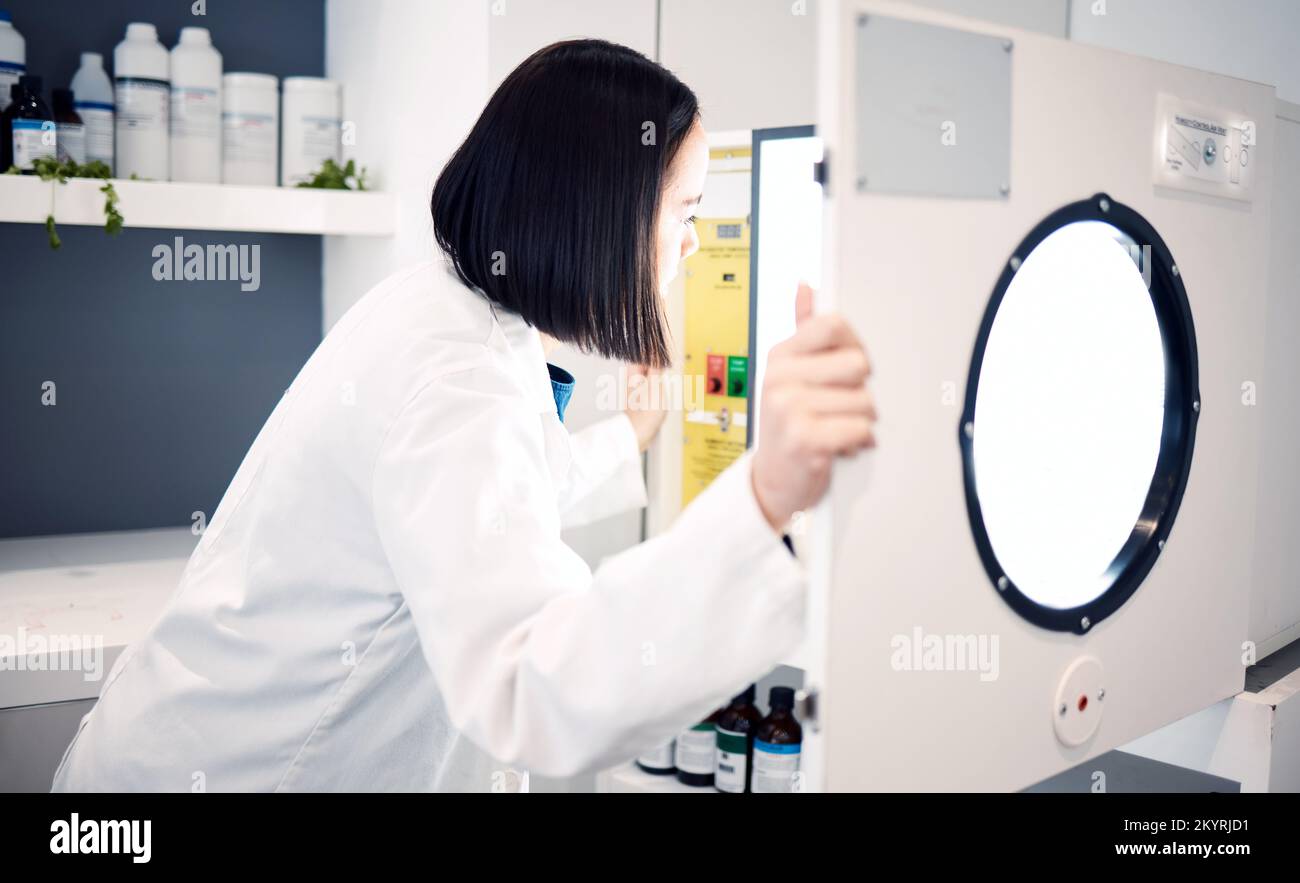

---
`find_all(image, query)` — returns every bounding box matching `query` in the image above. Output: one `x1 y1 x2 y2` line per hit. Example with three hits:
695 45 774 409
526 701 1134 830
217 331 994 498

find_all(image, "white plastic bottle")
169 26 221 183
114 22 169 180
70 52 114 171
280 77 341 186
0 9 25 113
222 72 278 186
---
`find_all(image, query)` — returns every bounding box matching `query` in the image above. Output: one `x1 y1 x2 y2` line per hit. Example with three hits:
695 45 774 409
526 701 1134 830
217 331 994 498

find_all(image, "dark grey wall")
0 0 326 538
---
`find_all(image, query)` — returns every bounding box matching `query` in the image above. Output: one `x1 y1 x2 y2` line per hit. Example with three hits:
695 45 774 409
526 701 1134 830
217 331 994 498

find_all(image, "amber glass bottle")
751 686 803 793
714 684 762 793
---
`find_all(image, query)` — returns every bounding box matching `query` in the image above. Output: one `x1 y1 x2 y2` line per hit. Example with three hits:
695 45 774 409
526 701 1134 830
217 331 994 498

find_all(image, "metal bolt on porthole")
1081 616 1091 631
1008 256 1021 272
964 421 974 439
1193 399 1201 413
1172 264 1180 277
1099 198 1111 212
996 575 1009 592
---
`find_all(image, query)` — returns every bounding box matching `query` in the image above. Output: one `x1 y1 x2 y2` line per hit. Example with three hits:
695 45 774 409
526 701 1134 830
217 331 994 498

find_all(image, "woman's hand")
751 283 877 531
623 364 668 452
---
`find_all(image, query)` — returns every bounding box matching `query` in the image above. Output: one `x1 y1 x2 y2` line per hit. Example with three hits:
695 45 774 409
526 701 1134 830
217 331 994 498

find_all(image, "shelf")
0 174 394 237
596 762 718 794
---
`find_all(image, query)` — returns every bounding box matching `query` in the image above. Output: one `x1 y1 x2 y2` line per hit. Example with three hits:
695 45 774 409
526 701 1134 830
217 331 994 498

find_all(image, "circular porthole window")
959 193 1200 634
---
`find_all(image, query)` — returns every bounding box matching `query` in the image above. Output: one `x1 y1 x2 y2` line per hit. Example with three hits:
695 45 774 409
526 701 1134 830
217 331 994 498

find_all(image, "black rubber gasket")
959 193 1200 635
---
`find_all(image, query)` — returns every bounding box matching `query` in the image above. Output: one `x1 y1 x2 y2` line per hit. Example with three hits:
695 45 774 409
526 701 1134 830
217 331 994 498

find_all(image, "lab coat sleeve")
371 367 806 778
556 414 648 529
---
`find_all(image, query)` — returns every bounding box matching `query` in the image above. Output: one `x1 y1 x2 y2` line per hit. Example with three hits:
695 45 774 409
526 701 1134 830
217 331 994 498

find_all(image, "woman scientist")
52 39 876 792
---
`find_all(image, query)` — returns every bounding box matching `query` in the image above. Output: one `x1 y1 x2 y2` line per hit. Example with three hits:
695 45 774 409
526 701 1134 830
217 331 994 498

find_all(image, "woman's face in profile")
655 119 710 296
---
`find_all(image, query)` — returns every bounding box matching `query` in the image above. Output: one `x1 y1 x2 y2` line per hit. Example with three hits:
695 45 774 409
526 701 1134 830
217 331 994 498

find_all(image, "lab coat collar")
441 260 556 415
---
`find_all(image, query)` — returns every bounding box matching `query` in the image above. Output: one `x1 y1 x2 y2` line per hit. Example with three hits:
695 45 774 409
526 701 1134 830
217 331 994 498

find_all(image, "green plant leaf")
101 181 123 235
295 157 368 190
12 157 125 246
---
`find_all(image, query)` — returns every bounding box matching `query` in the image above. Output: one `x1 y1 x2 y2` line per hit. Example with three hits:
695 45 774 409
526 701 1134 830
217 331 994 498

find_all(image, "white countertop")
0 528 198 709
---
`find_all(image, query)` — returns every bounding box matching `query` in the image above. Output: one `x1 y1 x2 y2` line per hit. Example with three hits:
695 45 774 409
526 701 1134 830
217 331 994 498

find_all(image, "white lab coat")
51 262 806 792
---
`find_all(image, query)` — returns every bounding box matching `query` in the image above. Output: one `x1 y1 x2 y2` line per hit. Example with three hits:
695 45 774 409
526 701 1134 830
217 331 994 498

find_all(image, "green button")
727 355 749 398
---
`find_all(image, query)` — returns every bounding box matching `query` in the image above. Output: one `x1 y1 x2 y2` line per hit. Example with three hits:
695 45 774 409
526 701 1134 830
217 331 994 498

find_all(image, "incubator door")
814 0 1275 791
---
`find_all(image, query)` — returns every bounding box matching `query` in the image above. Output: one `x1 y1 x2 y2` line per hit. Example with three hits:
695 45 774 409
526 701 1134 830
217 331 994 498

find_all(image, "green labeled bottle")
752 686 803 793
674 708 722 787
714 684 761 793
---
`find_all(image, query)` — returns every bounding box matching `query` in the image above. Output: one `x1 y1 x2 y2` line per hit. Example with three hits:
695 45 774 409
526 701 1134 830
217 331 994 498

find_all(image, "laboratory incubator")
645 0 1300 792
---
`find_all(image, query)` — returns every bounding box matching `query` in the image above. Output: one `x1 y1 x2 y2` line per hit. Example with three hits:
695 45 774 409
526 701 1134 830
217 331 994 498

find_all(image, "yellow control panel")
681 216 750 507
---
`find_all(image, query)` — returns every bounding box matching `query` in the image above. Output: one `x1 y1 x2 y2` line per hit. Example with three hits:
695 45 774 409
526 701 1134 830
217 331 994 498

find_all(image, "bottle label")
171 86 219 140
285 114 341 185
12 119 56 170
115 77 169 179
715 726 750 793
636 740 674 771
73 103 113 169
673 723 716 775
56 123 86 165
75 104 114 169
223 112 277 165
751 739 801 793
0 60 24 113
115 77 169 133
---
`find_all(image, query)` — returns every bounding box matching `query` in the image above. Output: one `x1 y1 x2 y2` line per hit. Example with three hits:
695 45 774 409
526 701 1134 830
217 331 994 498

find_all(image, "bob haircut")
431 39 700 368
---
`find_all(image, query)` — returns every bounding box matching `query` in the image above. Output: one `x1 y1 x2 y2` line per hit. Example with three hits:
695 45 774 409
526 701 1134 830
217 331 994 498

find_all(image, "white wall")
323 0 490 326
907 0 1067 35
487 0 657 87
1069 0 1300 103
660 0 819 131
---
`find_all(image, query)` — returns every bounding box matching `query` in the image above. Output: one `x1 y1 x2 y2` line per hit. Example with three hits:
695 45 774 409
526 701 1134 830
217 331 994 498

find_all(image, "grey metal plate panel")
1023 749 1240 793
854 14 1012 198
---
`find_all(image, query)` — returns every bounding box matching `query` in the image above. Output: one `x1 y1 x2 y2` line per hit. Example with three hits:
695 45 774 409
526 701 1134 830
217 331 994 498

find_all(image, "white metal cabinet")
809 0 1277 791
